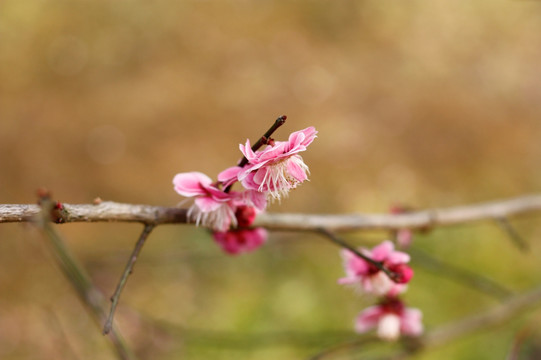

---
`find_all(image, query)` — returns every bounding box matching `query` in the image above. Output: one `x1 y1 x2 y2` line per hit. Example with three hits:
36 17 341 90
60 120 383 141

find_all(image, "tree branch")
2 194 541 231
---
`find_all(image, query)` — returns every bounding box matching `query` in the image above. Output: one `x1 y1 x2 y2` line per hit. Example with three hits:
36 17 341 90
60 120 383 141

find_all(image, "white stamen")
259 157 310 202
188 203 236 232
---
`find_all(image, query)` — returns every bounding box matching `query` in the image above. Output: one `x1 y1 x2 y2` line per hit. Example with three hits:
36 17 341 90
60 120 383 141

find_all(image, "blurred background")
1 0 541 359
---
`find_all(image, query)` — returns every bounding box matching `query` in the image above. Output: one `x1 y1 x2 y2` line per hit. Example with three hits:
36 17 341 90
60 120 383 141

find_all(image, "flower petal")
299 126 318 147
400 308 424 336
194 196 222 212
213 228 267 255
218 166 242 185
355 306 384 333
387 250 411 264
371 240 394 261
287 156 308 183
239 139 257 161
173 172 212 197
243 190 267 211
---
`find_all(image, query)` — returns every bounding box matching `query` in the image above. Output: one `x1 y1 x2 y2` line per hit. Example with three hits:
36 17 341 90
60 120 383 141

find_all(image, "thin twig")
424 285 541 347
317 228 399 281
224 115 287 192
237 115 287 168
409 247 514 300
35 195 136 360
495 217 529 252
103 223 155 334
2 194 541 231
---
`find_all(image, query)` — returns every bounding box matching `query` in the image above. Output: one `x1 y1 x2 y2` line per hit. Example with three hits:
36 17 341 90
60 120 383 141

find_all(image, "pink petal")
243 190 267 211
287 156 308 182
337 277 356 285
371 240 394 261
285 130 306 152
258 141 287 160
173 172 212 197
212 228 267 255
218 166 242 185
252 167 269 188
240 172 262 191
239 139 257 161
299 127 318 147
387 250 411 264
241 228 267 251
400 308 423 336
355 306 384 333
195 196 222 212
205 186 236 202
212 231 240 254
387 283 408 297
341 249 370 277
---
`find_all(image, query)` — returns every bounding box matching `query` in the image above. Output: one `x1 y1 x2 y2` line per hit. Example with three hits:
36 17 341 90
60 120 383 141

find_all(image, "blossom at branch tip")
355 297 423 341
218 126 317 201
212 227 268 255
173 171 239 232
338 240 413 296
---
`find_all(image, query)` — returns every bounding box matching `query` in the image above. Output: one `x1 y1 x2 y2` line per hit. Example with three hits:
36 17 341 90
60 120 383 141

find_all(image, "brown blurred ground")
1 1 541 359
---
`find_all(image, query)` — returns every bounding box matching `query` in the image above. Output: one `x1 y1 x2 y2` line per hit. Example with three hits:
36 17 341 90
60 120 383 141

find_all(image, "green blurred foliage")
1 0 541 359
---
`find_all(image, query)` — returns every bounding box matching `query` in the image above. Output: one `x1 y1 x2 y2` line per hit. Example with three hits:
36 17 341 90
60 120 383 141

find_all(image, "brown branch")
2 194 541 231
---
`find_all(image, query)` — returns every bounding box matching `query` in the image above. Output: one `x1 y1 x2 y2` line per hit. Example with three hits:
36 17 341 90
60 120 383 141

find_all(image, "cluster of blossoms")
339 240 423 341
173 123 317 255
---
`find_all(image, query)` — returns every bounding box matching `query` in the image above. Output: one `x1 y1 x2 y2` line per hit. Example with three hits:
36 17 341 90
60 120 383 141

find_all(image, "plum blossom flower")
218 127 317 201
355 297 423 341
212 228 268 255
173 171 240 232
338 240 413 296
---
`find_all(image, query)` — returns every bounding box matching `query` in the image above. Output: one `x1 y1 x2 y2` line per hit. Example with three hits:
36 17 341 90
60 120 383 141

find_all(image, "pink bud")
235 205 257 227
389 264 414 284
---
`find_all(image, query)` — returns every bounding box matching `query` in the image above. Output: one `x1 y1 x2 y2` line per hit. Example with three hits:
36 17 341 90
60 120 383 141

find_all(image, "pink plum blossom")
338 240 413 296
355 297 423 341
173 171 240 232
218 127 317 201
212 228 268 255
